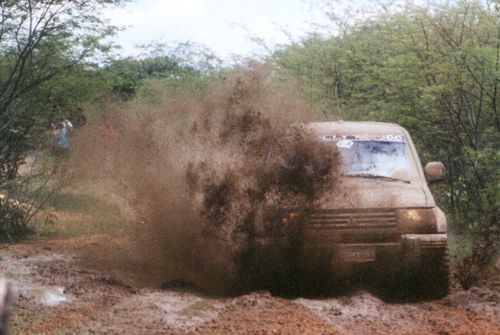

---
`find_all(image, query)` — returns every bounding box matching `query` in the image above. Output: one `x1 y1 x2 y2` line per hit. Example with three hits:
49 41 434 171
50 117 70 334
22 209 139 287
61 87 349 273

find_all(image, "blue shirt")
55 128 69 149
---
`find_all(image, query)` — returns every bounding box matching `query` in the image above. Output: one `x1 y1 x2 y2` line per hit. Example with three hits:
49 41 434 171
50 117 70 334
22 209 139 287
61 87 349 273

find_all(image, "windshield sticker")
321 135 364 141
322 135 336 141
321 134 405 142
336 139 354 149
375 135 404 142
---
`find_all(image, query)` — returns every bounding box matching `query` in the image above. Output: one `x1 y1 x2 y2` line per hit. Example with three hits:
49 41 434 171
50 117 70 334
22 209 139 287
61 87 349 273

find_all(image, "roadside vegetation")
0 0 498 288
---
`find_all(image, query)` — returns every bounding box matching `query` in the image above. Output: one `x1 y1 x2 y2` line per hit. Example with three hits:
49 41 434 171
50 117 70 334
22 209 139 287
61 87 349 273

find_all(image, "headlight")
397 208 437 233
261 208 302 235
281 211 300 227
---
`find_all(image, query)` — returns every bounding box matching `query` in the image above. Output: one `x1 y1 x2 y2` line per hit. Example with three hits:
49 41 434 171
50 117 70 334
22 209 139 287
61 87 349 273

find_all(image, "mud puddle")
1 238 499 334
0 252 70 307
87 290 223 333
296 289 500 335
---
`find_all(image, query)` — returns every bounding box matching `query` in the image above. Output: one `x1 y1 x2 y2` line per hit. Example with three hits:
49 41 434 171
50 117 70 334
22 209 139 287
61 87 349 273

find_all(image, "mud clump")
71 65 340 294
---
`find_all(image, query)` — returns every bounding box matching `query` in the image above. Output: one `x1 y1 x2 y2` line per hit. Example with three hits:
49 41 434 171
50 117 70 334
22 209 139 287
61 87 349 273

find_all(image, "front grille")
307 209 397 230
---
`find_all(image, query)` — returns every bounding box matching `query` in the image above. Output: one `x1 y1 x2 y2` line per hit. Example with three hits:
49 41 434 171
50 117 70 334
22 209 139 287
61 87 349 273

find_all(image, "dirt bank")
1 237 498 335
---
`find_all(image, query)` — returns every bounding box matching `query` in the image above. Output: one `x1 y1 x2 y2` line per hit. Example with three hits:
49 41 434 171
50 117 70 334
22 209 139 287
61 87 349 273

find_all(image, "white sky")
103 0 332 60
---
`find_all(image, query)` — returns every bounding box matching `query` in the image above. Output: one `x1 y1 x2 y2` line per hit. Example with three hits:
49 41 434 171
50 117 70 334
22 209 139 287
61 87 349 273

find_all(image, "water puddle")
0 252 71 307
155 293 219 327
16 285 68 306
108 291 222 330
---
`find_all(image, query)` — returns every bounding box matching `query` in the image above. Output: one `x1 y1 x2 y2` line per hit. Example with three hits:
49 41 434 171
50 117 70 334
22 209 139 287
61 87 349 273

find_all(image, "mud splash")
71 64 339 293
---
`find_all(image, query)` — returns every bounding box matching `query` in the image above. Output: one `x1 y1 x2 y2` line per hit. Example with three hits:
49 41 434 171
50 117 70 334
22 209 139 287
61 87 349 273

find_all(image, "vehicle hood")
317 177 434 209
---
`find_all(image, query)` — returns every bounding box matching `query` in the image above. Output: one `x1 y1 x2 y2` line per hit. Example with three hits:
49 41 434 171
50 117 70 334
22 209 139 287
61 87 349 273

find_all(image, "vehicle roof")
303 121 407 137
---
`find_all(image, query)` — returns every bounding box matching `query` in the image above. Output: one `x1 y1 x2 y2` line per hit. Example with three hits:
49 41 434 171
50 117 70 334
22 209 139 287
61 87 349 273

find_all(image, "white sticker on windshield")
322 135 336 141
336 139 354 149
376 135 404 142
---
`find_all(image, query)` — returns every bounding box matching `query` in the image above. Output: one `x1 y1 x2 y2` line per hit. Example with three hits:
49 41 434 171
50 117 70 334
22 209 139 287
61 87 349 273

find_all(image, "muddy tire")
382 248 450 300
419 247 450 299
400 247 450 299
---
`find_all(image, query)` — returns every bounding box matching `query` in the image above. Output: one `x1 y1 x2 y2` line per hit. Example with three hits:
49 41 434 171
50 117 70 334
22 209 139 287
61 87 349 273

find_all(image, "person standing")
52 120 72 156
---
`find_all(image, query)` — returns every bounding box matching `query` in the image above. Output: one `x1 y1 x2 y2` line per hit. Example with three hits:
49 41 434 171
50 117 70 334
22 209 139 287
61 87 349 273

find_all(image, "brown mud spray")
71 65 340 294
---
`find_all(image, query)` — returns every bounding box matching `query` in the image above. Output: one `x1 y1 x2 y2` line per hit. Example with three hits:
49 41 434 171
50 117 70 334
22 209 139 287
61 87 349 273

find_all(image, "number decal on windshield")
336 139 354 149
321 134 405 142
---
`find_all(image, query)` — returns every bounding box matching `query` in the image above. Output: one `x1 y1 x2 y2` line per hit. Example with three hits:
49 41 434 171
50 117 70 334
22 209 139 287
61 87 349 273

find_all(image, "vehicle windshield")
336 140 411 181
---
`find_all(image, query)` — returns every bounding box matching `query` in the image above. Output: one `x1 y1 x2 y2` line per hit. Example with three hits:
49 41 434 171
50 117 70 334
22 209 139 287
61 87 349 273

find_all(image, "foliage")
0 196 28 242
0 151 62 242
106 42 222 99
455 214 499 288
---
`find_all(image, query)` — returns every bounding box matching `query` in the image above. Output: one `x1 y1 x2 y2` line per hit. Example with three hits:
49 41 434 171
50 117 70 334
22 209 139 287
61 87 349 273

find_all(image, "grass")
33 182 136 239
2 151 135 240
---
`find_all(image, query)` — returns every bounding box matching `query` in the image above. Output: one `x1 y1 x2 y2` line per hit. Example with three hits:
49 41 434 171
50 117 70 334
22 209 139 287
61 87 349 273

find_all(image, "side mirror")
424 162 444 183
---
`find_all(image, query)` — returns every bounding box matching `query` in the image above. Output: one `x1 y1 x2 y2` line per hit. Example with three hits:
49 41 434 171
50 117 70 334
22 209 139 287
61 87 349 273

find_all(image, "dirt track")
1 237 499 335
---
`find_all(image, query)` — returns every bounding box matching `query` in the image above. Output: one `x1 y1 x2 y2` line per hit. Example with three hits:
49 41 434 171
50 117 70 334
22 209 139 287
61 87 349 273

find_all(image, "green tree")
106 42 222 99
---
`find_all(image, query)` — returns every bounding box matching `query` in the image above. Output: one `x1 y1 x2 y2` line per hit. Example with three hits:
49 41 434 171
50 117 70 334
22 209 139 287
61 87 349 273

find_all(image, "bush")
0 197 30 242
455 214 500 288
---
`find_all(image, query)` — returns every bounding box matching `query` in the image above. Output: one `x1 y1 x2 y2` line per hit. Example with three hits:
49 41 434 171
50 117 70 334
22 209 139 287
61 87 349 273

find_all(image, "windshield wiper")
343 173 410 183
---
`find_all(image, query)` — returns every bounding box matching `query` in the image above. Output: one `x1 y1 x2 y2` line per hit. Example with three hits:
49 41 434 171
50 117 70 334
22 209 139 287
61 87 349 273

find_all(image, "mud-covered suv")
255 121 450 298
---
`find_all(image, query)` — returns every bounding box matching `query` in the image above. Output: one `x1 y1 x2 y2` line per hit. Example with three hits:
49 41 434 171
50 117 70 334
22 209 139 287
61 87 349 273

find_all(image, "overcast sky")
103 0 332 60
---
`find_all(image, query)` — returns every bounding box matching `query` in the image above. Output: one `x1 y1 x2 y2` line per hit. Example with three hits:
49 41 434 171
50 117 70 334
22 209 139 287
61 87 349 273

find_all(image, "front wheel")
417 247 450 299
380 247 450 300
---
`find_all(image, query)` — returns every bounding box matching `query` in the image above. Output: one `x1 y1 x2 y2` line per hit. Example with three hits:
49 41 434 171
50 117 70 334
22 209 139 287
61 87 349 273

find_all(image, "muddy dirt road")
1 237 499 335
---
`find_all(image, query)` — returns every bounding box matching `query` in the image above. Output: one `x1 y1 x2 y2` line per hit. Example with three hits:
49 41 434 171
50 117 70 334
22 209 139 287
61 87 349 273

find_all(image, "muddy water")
2 240 499 334
91 290 224 331
0 253 69 307
296 289 500 335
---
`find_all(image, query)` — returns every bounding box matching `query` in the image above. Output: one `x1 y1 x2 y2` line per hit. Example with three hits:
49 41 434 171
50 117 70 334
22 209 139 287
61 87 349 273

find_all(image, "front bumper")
253 233 448 275
400 233 448 265
401 233 448 248
299 233 448 264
